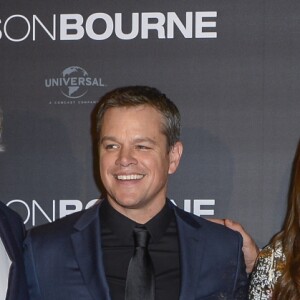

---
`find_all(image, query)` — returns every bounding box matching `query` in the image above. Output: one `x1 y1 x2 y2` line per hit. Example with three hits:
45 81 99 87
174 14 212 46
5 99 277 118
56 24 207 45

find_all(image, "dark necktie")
125 226 155 300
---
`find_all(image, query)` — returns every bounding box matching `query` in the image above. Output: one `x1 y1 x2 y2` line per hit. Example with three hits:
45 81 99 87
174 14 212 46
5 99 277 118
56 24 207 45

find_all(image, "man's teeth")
117 174 144 180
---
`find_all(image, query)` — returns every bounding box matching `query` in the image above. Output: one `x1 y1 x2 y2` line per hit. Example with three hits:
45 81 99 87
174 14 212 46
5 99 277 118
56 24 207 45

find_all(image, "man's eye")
136 145 150 150
105 144 118 150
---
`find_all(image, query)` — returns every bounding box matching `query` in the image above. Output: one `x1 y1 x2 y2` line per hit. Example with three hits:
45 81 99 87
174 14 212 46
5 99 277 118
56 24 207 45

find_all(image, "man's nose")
116 147 138 167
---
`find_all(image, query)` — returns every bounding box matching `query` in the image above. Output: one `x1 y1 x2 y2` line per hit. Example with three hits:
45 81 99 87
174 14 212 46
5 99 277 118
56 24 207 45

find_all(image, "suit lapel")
71 204 111 300
173 206 207 300
71 201 207 300
0 207 20 262
0 204 26 300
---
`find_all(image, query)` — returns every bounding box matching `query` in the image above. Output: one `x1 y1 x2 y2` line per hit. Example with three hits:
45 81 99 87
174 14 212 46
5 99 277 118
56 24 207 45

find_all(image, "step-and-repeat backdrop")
1 0 300 247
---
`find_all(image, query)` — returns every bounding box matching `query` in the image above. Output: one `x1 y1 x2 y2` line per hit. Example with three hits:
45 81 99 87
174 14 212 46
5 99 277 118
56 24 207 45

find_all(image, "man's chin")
107 196 143 210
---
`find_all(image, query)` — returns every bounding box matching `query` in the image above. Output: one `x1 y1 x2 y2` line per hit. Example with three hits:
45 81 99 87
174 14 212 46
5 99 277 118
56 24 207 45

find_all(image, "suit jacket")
0 201 29 300
24 200 248 300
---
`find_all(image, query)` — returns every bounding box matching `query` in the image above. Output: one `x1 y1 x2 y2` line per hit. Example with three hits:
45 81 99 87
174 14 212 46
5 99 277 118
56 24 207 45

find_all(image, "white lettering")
141 13 166 39
60 14 84 40
32 200 54 226
7 199 30 224
193 199 215 216
183 199 192 212
167 12 193 39
70 77 77 85
63 77 70 85
85 199 99 209
115 13 139 40
86 13 113 40
33 15 56 41
0 11 218 42
171 199 215 216
195 11 217 38
59 200 83 218
4 15 30 42
5 198 215 227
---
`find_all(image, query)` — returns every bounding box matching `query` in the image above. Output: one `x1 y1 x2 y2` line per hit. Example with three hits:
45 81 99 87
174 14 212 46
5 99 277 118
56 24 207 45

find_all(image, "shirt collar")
100 199 174 244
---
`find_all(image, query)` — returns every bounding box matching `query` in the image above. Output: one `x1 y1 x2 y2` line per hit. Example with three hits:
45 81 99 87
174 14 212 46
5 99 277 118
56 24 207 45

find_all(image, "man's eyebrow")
100 136 157 145
99 136 118 144
133 137 158 146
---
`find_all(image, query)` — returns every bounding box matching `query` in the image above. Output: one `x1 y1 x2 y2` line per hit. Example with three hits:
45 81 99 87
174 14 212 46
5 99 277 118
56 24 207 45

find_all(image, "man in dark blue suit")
0 108 29 300
24 86 248 299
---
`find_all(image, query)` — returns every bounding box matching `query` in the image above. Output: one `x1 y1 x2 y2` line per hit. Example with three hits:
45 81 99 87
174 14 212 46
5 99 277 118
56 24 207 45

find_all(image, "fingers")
224 219 244 232
208 218 243 231
207 218 226 225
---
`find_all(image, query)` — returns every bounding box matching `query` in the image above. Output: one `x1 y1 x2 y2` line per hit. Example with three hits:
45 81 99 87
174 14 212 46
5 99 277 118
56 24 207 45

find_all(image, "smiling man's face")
98 105 182 223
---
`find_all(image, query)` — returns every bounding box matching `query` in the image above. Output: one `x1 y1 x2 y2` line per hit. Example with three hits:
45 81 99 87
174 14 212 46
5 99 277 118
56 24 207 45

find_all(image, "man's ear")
168 141 183 174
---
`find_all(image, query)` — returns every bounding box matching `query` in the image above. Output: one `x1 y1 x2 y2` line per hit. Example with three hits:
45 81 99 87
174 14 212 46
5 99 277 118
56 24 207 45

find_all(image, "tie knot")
133 226 150 248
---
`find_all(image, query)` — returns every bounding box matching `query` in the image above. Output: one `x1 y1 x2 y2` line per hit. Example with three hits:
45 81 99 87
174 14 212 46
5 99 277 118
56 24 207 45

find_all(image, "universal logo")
45 66 106 100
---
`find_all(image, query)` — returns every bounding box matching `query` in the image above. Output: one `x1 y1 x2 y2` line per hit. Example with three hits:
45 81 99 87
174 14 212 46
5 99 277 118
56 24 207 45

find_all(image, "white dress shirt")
0 237 11 300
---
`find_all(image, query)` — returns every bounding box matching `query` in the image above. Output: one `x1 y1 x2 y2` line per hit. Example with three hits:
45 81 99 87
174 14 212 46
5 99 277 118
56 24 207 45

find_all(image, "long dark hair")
272 141 300 299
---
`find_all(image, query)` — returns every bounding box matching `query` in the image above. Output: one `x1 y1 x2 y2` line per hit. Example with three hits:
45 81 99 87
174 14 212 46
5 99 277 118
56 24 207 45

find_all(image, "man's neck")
106 199 166 224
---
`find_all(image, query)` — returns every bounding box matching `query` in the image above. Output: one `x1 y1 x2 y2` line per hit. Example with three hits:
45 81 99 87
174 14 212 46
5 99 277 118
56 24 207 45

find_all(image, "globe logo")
60 66 89 99
44 66 105 100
